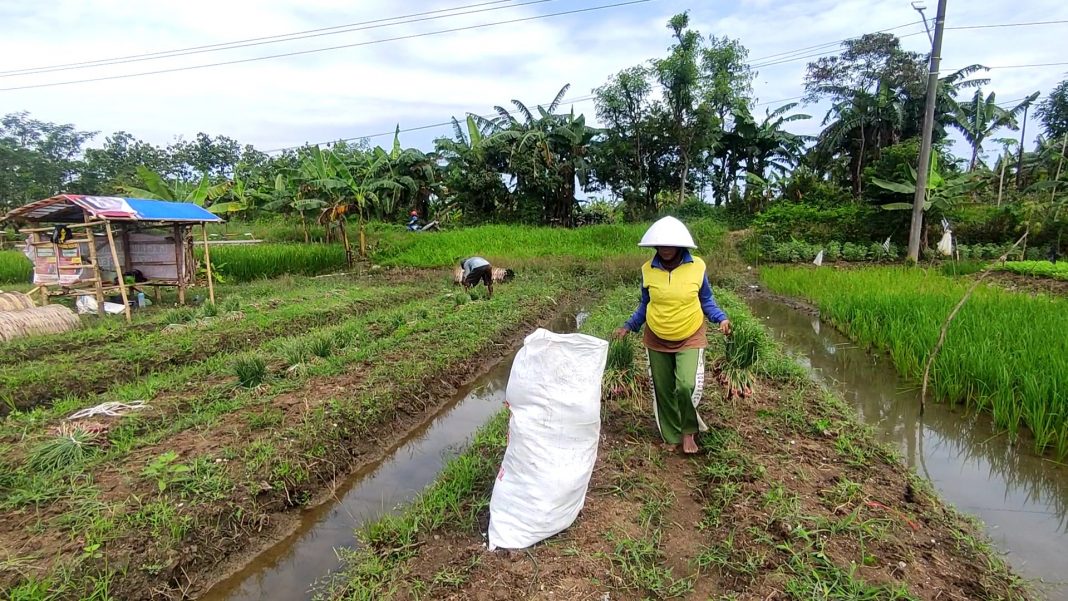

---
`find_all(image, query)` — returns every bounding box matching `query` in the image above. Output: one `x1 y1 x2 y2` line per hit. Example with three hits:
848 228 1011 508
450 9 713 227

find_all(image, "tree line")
2 11 1067 240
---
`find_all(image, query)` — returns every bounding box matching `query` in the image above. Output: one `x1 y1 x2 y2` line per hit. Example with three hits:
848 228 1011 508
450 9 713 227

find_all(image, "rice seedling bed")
0 282 425 413
0 269 597 600
760 266 1068 458
195 242 349 281
0 250 32 285
324 285 1027 601
996 260 1068 282
372 220 726 267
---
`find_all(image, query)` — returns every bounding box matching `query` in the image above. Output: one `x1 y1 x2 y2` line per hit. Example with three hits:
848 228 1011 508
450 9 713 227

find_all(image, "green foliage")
141 451 191 493
373 220 725 267
1037 79 1068 139
197 243 348 281
232 355 268 388
0 250 32 284
996 260 1068 281
761 266 1068 457
27 428 100 473
751 203 888 244
606 339 636 373
754 238 900 263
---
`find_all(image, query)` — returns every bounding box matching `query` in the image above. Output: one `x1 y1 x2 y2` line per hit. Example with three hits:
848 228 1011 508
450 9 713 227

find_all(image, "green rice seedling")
717 321 761 400
233 355 268 388
199 302 219 318
281 338 312 367
27 426 101 473
761 265 1068 458
220 296 241 312
196 243 348 282
309 334 334 359
0 250 33 285
162 307 197 324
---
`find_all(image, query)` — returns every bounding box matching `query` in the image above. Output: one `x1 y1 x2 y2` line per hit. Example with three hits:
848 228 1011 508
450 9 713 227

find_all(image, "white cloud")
0 0 1065 165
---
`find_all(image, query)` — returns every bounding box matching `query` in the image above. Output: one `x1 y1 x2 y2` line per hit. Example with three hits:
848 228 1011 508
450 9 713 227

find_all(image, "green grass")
197 243 349 282
761 265 1068 457
372 220 726 267
0 250 32 285
996 260 1068 281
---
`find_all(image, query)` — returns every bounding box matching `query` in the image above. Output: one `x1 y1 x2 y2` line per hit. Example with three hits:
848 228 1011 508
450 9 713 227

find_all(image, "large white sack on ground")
488 328 609 551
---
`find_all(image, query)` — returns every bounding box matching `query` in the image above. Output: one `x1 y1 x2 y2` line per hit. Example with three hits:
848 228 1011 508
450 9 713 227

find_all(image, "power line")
263 94 809 154
748 20 924 63
0 0 655 92
0 0 562 78
264 94 600 153
984 61 1068 70
946 18 1068 31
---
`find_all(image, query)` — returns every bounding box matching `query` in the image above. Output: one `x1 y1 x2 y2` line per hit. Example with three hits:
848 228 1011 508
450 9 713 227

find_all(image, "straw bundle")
0 291 35 312
0 305 81 342
452 266 514 285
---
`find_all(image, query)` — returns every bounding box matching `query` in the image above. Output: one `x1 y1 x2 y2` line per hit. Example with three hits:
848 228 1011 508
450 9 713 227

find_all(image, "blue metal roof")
125 198 222 222
3 195 223 223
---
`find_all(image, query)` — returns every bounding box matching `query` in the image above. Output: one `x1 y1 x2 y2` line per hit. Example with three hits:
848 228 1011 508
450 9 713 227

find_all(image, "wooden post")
83 215 106 317
201 224 215 305
174 224 186 305
103 221 132 323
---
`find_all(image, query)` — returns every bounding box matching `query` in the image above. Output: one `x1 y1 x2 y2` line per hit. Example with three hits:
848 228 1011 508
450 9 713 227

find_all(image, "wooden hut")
2 195 222 322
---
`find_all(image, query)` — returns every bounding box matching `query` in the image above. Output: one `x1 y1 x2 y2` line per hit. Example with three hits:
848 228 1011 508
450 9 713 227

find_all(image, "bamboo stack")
0 291 35 312
0 305 81 342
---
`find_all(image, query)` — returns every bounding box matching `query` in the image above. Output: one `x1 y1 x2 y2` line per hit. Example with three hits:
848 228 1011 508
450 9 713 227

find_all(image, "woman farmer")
614 216 731 454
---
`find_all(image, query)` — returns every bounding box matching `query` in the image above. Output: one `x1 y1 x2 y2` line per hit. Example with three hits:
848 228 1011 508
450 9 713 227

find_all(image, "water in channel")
201 308 587 601
746 296 1068 600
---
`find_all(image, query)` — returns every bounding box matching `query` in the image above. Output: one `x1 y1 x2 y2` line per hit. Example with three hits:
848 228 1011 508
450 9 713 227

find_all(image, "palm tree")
950 90 1038 170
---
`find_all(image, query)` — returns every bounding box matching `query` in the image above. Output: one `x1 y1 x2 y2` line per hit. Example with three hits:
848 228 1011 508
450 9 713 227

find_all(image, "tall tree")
654 12 717 204
1037 80 1068 140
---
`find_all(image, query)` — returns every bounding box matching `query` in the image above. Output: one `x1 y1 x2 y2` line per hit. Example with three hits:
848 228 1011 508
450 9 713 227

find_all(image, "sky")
1 0 1067 167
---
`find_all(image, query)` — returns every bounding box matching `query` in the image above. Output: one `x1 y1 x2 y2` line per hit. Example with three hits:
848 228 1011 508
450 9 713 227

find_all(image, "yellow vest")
642 256 706 341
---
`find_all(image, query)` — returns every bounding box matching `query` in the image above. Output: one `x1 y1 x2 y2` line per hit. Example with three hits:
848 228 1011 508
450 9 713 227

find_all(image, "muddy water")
747 297 1068 600
201 309 587 601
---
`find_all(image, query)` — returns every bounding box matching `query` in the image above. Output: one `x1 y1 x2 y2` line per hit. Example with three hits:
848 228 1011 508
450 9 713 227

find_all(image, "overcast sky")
2 0 1067 165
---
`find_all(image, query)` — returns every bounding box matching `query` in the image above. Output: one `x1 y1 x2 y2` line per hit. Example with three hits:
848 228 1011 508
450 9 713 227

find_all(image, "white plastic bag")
487 328 609 550
813 250 824 266
76 296 125 315
937 231 954 256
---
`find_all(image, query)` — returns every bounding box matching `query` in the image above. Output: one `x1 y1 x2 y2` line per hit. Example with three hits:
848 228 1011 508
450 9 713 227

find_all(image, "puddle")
747 296 1068 600
201 308 587 601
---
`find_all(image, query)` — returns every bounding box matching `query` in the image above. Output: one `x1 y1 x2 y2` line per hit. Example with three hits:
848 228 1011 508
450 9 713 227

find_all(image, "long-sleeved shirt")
624 249 727 336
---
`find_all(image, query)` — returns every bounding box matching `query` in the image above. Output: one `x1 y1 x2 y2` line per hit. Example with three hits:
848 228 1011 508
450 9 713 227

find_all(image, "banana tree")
207 172 258 220
873 154 978 213
121 165 231 205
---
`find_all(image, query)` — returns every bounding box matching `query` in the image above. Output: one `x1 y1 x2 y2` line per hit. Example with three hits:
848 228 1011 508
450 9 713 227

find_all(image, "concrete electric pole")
907 0 948 263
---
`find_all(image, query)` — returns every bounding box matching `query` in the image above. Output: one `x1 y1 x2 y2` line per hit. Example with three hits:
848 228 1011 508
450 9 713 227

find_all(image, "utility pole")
907 0 948 263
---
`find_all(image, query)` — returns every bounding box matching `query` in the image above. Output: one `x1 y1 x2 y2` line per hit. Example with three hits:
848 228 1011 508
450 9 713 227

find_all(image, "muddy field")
324 287 1029 601
0 268 592 599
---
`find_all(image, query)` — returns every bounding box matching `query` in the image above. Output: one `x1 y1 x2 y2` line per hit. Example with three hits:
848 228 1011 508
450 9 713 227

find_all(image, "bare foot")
682 434 699 454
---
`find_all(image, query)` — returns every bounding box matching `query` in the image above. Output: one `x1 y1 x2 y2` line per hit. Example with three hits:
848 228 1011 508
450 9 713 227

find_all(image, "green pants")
647 348 706 444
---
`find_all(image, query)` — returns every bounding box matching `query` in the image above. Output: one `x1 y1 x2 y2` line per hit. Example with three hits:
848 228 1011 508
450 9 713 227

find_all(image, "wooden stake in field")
201 223 216 306
103 222 132 323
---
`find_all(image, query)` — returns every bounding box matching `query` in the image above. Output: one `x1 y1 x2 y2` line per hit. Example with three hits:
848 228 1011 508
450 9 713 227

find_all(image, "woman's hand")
718 320 732 336
613 327 630 340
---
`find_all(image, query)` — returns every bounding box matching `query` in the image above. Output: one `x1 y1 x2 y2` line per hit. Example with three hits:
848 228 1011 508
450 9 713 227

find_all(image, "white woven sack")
488 328 608 550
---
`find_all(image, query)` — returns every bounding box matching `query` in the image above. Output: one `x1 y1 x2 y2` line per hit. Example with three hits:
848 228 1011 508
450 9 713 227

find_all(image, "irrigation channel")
746 296 1068 601
201 307 589 601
